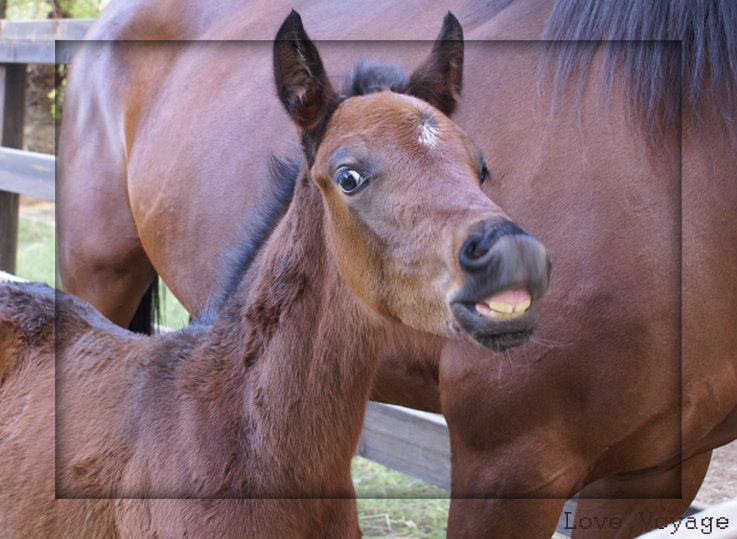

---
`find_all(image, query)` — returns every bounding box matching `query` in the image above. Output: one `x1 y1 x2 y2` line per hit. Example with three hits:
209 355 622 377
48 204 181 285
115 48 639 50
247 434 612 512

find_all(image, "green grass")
158 284 191 329
16 216 57 285
353 457 449 538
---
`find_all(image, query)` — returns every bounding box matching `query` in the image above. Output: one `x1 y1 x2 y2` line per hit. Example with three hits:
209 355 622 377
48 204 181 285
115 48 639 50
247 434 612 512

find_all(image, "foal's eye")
335 167 367 194
479 163 490 185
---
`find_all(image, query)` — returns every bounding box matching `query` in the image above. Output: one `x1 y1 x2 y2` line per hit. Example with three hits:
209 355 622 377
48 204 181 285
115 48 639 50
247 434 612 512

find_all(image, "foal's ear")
407 12 464 116
273 10 337 131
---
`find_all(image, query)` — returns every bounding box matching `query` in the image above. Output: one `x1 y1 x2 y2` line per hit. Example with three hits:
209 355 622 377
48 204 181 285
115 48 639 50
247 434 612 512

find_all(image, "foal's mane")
210 61 413 316
342 59 412 96
539 0 737 144
208 155 299 320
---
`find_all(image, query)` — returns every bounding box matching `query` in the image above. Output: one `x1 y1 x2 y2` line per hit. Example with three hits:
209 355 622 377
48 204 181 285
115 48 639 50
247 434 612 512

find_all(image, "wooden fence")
0 18 88 273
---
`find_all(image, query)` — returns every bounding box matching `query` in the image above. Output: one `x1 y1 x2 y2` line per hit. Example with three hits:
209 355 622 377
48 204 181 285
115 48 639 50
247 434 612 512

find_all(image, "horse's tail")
127 277 160 335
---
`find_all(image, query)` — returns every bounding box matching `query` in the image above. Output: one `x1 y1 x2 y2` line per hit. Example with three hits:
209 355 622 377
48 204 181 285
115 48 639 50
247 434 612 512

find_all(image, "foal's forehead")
329 92 463 148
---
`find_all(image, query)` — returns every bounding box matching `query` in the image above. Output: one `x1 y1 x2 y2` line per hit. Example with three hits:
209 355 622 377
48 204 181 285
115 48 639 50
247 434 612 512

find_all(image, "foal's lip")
450 296 538 352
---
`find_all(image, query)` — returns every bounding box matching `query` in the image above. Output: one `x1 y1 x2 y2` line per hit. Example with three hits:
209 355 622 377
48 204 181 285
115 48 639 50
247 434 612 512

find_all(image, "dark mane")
342 59 411 96
540 0 737 144
208 155 299 319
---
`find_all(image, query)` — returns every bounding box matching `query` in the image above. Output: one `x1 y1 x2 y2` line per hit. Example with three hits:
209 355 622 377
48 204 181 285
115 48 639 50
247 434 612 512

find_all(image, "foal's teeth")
514 299 531 313
476 302 510 318
488 301 514 314
475 302 492 316
475 298 532 319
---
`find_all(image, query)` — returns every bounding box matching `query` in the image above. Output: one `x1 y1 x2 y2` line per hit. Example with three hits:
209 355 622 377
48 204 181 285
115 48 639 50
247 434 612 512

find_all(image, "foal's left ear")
407 12 464 116
273 10 338 131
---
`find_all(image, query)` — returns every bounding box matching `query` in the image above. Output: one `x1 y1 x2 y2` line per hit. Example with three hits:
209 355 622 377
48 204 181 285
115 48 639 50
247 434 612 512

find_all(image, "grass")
353 458 450 538
16 216 57 286
159 284 191 329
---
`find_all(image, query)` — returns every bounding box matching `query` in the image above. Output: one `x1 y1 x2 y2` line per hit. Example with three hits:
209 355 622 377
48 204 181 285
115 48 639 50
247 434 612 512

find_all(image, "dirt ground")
21 66 736 510
695 440 737 507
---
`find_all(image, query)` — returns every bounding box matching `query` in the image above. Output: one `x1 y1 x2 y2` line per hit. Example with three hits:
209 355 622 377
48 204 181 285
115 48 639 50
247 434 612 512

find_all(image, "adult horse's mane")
540 0 737 143
210 60 417 316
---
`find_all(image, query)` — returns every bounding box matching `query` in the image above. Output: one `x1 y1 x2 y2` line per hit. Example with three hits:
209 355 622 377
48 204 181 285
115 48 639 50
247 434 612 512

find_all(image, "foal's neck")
199 178 383 494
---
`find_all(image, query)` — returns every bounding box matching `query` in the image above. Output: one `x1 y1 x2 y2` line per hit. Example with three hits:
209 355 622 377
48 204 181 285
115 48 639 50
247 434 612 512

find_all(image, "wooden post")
0 63 27 274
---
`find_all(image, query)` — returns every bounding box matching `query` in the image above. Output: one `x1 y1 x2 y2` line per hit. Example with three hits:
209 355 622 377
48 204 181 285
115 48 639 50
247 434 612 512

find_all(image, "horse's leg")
440 341 585 537
570 450 712 538
57 213 154 329
444 443 581 537
57 159 155 329
447 498 566 538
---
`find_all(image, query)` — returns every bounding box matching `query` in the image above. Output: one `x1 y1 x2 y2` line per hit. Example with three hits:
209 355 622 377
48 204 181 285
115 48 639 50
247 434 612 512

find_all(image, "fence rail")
0 18 92 63
0 146 55 200
0 18 91 273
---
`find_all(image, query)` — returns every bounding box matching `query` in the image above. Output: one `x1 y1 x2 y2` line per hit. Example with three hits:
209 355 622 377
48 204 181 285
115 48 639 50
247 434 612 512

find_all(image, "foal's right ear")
273 10 337 131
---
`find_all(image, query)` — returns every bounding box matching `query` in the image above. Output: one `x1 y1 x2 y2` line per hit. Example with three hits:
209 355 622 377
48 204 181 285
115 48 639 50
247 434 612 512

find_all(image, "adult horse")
2 12 551 536
58 0 737 537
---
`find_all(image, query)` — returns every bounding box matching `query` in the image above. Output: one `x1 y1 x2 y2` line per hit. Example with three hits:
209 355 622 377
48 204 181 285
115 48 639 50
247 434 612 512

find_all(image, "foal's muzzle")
451 219 551 351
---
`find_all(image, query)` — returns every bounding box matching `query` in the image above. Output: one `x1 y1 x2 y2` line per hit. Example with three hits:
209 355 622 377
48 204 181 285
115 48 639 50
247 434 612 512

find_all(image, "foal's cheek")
321 202 388 311
323 187 454 334
383 245 457 336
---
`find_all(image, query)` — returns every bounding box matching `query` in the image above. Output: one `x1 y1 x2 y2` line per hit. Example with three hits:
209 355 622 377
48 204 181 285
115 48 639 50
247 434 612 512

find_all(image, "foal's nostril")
461 235 489 263
459 220 527 271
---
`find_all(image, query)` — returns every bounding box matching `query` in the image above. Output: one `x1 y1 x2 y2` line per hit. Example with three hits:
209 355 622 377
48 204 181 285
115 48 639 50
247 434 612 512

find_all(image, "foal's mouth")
451 286 539 351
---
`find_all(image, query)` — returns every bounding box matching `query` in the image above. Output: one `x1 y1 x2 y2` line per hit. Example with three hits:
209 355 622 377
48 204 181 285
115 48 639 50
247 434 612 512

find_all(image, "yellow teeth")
488 301 514 314
514 299 531 313
475 299 531 319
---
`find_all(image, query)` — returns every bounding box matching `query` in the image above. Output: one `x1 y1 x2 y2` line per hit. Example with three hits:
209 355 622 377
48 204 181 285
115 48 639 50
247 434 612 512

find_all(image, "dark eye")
479 163 490 185
335 167 367 194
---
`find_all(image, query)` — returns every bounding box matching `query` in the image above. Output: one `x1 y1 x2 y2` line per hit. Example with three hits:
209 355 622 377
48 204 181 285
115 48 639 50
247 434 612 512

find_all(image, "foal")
0 11 549 536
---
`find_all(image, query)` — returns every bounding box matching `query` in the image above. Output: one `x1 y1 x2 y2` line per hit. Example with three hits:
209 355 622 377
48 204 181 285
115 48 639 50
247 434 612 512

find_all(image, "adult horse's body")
58 0 737 536
3 12 552 535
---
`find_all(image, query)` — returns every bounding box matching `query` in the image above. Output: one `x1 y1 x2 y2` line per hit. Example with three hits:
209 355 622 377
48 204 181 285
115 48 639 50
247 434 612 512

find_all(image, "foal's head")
274 11 550 351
